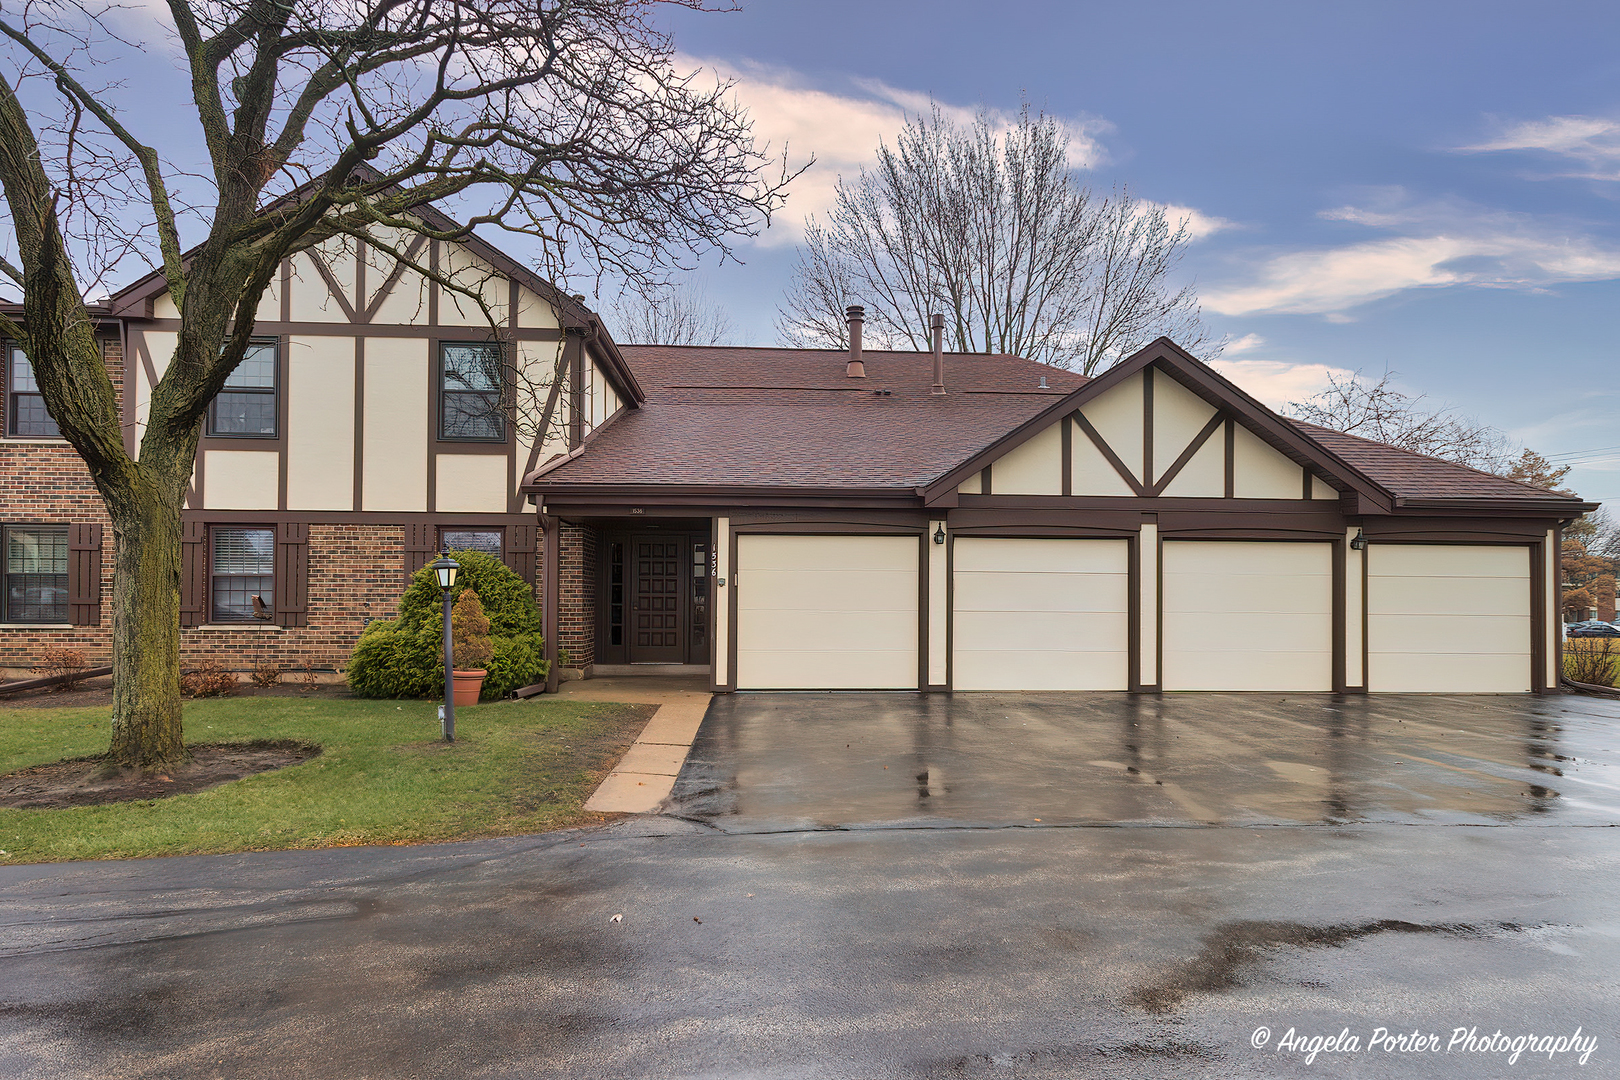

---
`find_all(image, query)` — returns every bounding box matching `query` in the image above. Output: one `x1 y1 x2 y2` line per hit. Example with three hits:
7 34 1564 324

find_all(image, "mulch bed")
0 740 322 809
0 676 352 710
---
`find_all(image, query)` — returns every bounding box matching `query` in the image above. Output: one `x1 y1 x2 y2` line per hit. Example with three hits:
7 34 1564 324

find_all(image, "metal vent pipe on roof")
846 305 866 378
930 313 946 395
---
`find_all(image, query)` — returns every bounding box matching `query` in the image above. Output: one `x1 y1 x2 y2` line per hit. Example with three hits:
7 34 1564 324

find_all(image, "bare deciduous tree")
775 103 1221 373
0 0 790 768
1286 370 1516 473
611 281 734 345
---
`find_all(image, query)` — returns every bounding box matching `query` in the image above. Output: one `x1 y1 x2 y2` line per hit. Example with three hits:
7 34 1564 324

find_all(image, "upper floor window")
439 342 505 442
208 340 279 438
440 528 503 556
211 527 275 622
7 344 61 438
4 525 68 623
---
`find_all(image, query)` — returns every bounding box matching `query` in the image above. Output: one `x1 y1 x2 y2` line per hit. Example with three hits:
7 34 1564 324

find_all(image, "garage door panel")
1164 613 1333 654
1162 651 1332 693
739 534 917 572
1163 573 1334 615
953 537 1126 574
953 609 1127 651
1369 652 1529 694
1161 541 1332 692
955 570 1129 614
1367 576 1528 617
741 610 917 653
1367 545 1530 693
742 649 920 691
736 535 918 690
953 649 1129 692
952 538 1129 691
741 568 919 610
1368 613 1530 655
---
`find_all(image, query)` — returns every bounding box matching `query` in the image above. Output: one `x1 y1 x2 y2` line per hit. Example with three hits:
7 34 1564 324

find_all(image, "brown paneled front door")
630 536 685 663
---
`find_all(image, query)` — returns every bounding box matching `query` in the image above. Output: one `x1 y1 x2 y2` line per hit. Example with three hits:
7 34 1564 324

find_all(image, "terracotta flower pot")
452 669 487 706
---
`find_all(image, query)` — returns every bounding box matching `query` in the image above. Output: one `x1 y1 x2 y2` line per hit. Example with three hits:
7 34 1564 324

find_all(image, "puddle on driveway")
665 693 1620 830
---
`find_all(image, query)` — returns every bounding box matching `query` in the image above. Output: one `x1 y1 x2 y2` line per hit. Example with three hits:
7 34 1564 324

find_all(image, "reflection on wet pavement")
667 692 1620 829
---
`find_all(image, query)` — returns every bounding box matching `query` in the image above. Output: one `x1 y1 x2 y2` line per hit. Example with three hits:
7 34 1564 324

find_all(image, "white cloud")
1460 115 1620 178
1204 194 1620 316
692 58 1116 245
1208 358 1354 411
1158 204 1232 241
1223 332 1266 354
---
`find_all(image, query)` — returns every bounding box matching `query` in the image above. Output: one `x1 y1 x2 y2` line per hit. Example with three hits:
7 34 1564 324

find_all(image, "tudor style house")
0 222 1595 695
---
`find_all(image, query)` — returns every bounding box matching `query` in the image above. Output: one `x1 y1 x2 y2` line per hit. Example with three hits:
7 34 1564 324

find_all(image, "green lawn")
0 694 651 864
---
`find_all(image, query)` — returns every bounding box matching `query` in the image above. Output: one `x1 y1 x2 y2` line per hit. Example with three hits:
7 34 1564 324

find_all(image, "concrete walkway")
564 674 713 814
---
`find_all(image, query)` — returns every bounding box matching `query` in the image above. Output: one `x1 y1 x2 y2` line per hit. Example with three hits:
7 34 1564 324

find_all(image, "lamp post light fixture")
429 551 460 741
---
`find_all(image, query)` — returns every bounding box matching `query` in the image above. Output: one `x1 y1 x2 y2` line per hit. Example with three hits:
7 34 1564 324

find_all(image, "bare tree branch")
611 280 733 345
776 102 1220 373
1286 370 1517 473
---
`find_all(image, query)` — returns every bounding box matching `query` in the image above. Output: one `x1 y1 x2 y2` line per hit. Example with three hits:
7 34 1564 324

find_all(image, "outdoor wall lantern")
933 525 946 545
429 551 461 741
1349 529 1368 551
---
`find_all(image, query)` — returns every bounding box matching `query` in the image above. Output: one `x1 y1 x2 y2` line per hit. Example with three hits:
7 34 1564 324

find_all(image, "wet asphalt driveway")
4 692 1620 1079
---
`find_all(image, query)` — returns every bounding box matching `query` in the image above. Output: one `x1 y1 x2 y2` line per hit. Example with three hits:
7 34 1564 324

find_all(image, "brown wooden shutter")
504 523 537 584
404 523 436 584
68 523 102 626
179 520 208 627
274 522 309 628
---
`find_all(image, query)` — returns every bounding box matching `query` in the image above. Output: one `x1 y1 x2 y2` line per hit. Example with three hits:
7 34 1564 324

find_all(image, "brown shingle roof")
532 343 1587 507
1289 420 1584 502
534 345 1080 490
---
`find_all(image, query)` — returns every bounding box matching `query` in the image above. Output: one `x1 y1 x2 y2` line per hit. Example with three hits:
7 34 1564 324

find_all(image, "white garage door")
735 534 919 689
1161 541 1333 691
1367 544 1530 693
952 538 1129 691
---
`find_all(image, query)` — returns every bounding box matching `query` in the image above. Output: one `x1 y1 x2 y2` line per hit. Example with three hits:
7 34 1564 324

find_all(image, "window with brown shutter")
179 520 208 627
3 525 69 623
68 523 102 626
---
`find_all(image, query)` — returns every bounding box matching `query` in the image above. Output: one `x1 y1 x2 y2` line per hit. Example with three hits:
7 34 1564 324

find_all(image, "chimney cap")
846 304 866 317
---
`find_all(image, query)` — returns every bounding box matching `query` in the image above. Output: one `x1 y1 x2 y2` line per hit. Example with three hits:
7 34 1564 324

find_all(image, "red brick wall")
555 521 597 669
176 525 406 674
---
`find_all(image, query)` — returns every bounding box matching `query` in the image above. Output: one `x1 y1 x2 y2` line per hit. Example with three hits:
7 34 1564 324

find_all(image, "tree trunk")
105 476 187 769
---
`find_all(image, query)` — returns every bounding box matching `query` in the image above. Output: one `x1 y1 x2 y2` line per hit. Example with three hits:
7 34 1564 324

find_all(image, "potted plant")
451 588 495 705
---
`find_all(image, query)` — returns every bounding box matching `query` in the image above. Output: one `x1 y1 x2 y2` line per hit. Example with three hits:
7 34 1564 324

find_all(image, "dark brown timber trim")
1223 419 1235 499
1060 415 1072 496
1149 412 1225 497
1073 410 1147 496
1142 364 1155 489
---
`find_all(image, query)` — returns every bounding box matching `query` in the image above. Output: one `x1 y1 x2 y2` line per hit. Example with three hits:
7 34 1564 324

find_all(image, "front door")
630 535 686 663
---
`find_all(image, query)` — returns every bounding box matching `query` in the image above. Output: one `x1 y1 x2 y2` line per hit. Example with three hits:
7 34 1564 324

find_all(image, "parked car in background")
1567 621 1620 638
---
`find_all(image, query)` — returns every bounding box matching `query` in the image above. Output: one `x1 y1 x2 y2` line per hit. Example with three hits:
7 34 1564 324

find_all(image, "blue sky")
7 1 1620 500
651 0 1620 502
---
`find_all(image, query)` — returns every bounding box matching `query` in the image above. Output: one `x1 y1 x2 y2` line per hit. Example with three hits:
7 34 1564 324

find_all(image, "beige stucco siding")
1232 424 1304 499
285 336 355 511
991 421 1062 495
203 449 279 509
1151 374 1217 480
361 340 429 512
435 453 507 513
1079 371 1144 482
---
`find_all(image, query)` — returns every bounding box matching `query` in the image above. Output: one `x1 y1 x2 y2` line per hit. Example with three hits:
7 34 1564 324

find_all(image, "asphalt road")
3 692 1618 1079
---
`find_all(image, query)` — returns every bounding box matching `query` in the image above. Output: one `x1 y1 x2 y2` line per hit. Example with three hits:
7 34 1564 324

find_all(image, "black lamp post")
429 551 460 741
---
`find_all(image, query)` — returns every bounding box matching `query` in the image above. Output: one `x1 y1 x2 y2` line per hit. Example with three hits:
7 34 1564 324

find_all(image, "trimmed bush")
346 550 547 701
